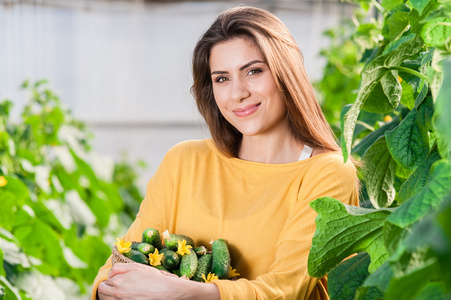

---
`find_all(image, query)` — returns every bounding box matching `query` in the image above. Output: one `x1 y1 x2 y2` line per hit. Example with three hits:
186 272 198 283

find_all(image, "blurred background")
0 0 354 190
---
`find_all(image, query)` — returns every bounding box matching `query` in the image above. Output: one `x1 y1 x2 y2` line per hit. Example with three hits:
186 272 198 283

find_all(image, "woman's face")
209 37 288 139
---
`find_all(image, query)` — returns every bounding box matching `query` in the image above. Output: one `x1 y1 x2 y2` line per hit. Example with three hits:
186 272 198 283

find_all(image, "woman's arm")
98 263 220 300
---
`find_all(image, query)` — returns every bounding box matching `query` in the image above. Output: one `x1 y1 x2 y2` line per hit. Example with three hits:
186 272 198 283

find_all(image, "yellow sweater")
92 139 359 299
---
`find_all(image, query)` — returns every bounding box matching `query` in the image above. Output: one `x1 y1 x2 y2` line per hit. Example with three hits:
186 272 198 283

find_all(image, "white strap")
298 145 313 161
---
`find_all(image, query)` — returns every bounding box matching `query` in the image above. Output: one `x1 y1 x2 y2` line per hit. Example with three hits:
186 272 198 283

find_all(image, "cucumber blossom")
123 249 149 265
142 228 162 249
211 239 231 279
194 246 207 257
165 234 195 251
192 253 212 282
160 249 180 270
131 242 155 255
179 249 198 279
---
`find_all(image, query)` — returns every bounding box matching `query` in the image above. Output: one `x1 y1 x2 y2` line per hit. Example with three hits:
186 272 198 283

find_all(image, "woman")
94 6 358 300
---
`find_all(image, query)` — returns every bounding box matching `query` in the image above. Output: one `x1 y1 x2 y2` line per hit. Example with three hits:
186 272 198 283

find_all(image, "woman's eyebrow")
211 60 266 75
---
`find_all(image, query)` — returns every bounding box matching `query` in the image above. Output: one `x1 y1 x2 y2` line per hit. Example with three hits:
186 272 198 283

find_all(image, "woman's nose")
231 79 250 102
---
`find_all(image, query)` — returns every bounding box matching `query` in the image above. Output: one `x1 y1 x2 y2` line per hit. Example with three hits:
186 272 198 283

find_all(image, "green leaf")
400 79 415 109
413 282 448 300
342 35 424 162
362 137 396 208
352 118 400 157
381 0 403 10
356 262 393 300
362 70 402 113
383 221 407 255
434 59 451 160
410 0 432 15
387 160 451 227
388 12 410 40
0 276 21 300
308 197 391 277
385 255 439 300
416 95 433 131
340 104 353 162
420 17 451 47
409 1 441 34
397 151 441 203
385 108 429 172
328 253 383 300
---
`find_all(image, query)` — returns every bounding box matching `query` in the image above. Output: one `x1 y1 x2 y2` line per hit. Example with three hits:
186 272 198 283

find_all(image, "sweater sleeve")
90 149 175 300
213 156 359 300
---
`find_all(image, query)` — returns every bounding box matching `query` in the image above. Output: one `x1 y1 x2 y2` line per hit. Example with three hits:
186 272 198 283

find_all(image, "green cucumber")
131 242 155 255
192 253 212 282
179 249 198 279
154 265 169 272
123 249 149 265
160 249 180 270
211 239 231 279
165 234 195 251
142 228 162 249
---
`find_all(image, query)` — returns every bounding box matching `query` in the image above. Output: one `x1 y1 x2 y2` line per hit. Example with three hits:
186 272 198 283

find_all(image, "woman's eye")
248 69 262 76
216 76 227 83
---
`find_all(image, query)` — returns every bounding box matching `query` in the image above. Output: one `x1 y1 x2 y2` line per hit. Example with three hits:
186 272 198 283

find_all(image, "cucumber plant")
0 80 144 299
308 0 451 299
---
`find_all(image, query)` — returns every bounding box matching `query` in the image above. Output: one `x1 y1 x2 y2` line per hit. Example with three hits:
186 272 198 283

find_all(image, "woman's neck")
238 132 304 164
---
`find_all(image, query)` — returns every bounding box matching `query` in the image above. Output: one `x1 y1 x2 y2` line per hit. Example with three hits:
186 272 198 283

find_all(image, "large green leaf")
328 252 383 300
352 118 400 158
385 108 429 172
386 160 451 227
410 0 432 15
308 197 392 277
362 137 396 208
342 35 424 161
421 17 451 47
397 151 440 203
388 12 410 40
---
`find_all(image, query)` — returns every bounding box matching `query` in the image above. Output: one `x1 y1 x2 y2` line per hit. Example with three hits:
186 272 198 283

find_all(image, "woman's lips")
233 103 261 117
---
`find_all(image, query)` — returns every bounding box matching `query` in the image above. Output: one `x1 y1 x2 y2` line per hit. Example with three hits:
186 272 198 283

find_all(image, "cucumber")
154 265 169 272
211 239 231 279
179 248 198 279
160 249 180 270
123 249 149 265
192 253 212 282
142 228 162 249
165 234 195 251
131 242 155 255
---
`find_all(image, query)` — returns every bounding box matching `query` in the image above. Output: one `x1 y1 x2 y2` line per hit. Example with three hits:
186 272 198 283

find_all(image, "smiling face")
209 37 289 140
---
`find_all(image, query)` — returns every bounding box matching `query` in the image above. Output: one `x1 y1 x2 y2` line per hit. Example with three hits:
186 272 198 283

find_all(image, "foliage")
0 80 143 299
308 0 451 299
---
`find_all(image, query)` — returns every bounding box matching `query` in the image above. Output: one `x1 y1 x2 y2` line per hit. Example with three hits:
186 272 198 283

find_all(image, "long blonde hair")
191 6 340 157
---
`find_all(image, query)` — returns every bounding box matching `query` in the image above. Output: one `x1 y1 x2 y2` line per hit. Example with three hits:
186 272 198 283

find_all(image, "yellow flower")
176 239 193 256
384 115 393 122
398 75 403 83
228 266 240 278
202 272 218 283
148 248 164 266
0 176 7 187
115 238 131 254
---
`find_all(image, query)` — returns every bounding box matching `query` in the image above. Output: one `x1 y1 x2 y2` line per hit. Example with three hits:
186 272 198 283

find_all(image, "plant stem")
391 66 431 83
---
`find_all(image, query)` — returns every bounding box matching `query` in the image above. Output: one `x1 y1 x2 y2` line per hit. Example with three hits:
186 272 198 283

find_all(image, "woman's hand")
97 263 220 300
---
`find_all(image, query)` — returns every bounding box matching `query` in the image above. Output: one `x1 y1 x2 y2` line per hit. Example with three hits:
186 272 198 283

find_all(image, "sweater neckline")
205 139 338 169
